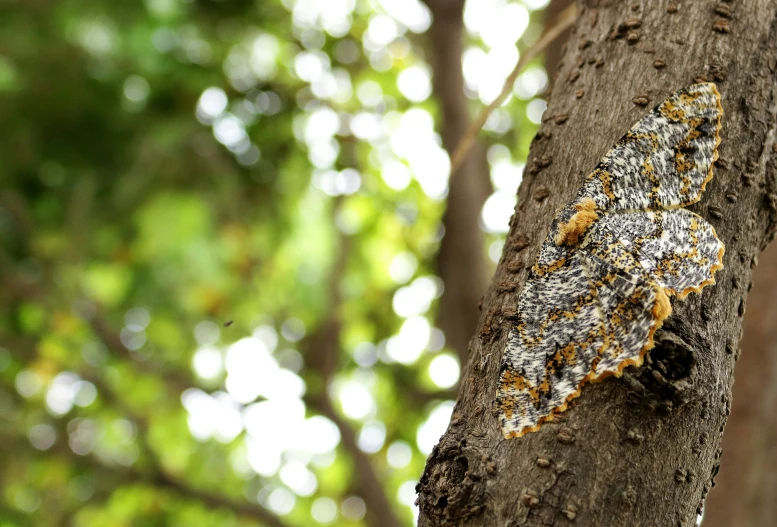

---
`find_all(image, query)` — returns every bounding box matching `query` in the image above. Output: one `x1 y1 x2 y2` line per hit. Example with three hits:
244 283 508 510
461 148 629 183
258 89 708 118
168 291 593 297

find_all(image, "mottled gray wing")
595 209 724 298
576 82 722 211
496 83 724 439
496 250 607 438
579 223 670 379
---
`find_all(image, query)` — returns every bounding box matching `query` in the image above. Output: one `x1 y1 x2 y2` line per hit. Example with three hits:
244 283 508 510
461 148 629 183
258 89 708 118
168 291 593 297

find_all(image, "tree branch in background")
302 208 404 527
3 236 407 527
0 272 290 527
151 470 291 527
0 428 291 527
422 0 493 366
392 371 456 408
542 0 575 88
87 311 195 394
306 393 402 527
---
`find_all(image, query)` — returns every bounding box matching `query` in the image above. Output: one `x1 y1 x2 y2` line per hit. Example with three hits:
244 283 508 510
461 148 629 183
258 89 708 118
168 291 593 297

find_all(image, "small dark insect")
223 320 234 327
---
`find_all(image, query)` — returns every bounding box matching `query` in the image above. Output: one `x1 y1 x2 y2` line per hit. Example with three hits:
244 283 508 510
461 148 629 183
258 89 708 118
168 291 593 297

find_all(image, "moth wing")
496 251 607 438
578 224 669 378
595 209 724 298
577 82 722 211
497 83 725 439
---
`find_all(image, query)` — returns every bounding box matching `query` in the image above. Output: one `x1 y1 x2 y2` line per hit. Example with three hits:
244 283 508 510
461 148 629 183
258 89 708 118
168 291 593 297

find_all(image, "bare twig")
301 209 404 527
1 204 405 527
0 429 290 527
1 276 289 527
0 265 197 396
305 393 402 527
423 0 493 364
87 311 195 394
448 3 578 175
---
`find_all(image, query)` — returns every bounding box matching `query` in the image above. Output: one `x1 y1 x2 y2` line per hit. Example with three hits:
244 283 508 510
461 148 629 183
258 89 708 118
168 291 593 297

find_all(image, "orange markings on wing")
498 83 725 440
555 198 600 246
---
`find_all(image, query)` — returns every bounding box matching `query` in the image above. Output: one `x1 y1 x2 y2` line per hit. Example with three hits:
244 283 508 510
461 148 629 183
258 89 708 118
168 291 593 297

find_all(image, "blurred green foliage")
0 0 547 525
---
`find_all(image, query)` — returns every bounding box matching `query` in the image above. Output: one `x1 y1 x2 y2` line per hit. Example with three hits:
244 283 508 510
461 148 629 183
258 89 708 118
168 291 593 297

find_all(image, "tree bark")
703 241 777 527
416 1 777 526
424 0 493 365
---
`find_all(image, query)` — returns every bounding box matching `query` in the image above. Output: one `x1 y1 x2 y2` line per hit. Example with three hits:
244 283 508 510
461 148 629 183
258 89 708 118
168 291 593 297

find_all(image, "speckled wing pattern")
496 83 724 439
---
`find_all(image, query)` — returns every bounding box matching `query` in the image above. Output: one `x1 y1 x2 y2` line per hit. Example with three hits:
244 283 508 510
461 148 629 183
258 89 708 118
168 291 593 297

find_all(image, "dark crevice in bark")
416 437 488 524
417 1 777 526
620 322 701 412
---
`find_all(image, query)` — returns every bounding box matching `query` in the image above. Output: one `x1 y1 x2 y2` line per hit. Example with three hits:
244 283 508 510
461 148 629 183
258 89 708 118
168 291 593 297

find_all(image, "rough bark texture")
703 241 777 527
417 1 777 526
424 0 493 364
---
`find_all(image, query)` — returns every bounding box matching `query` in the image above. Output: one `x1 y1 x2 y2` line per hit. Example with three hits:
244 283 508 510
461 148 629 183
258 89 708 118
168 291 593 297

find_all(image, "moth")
496 82 724 439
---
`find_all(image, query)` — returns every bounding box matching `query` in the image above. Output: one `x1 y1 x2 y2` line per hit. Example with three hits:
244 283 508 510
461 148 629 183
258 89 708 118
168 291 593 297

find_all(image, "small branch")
305 393 403 527
0 429 290 527
1 195 398 527
87 311 195 394
152 470 291 527
0 265 197 396
395 376 457 408
77 341 290 526
448 3 578 175
301 207 404 527
421 0 465 16
1 274 289 527
423 0 493 364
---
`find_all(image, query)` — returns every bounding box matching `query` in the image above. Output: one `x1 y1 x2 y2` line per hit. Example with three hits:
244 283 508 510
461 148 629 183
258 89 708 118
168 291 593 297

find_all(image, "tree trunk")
416 1 777 526
703 241 777 527
424 0 493 365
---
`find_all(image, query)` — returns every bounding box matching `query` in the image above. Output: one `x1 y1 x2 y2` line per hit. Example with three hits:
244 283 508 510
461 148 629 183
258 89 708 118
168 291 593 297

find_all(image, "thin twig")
449 3 578 176
0 429 291 527
301 203 404 527
1 276 289 527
